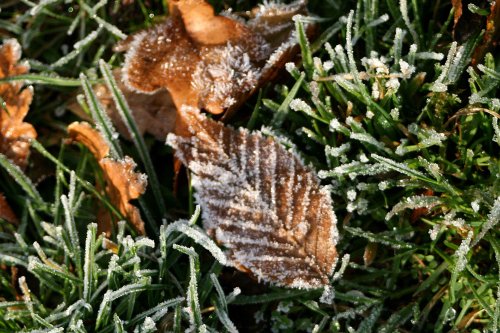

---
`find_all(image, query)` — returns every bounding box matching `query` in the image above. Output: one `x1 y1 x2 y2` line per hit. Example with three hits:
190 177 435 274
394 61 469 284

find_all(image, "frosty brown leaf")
0 39 37 169
120 0 308 117
68 122 147 235
167 108 338 289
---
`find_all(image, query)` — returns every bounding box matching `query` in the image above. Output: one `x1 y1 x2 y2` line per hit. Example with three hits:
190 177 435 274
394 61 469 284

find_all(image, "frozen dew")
358 153 369 163
277 300 293 313
492 118 500 146
323 60 334 72
332 254 350 281
378 181 389 191
429 224 441 240
472 196 500 247
386 195 441 220
320 285 335 304
454 231 473 274
399 60 415 79
290 98 313 116
347 189 357 201
399 0 419 47
325 143 350 158
471 200 480 213
371 83 379 100
285 62 297 73
385 78 400 92
390 108 399 120
415 51 444 60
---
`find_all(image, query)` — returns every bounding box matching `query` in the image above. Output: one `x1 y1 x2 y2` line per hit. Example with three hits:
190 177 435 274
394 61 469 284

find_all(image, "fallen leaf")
471 0 500 65
119 0 308 118
167 108 338 289
91 69 176 141
0 39 37 169
67 121 147 235
0 193 18 225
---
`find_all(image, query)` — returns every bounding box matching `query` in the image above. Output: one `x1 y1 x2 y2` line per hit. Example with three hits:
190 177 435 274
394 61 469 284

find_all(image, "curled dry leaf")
0 39 37 169
167 108 338 289
119 0 308 118
67 122 147 235
0 193 18 225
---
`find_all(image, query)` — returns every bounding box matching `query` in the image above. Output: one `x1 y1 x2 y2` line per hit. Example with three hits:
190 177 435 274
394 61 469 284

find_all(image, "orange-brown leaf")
67 122 147 235
121 0 307 118
0 39 37 169
451 0 463 38
67 121 109 160
167 108 338 289
0 193 18 225
471 0 500 65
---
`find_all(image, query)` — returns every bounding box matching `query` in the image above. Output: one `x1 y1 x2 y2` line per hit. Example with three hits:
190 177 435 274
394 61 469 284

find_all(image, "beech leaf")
167 108 338 289
119 0 308 118
67 122 147 235
0 39 37 169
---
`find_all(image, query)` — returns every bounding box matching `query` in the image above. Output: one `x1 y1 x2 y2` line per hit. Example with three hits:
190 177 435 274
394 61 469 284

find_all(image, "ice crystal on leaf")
119 0 309 121
68 122 147 235
0 39 37 169
167 108 338 289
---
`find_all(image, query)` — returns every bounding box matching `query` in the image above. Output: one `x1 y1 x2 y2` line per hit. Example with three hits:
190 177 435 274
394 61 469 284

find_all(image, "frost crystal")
347 189 357 201
454 231 473 274
290 98 313 115
472 196 500 247
471 200 480 213
390 108 400 120
167 109 338 289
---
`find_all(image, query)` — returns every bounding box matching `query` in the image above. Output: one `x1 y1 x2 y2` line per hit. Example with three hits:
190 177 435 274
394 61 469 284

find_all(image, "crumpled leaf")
119 0 308 118
0 193 18 225
0 39 37 169
67 121 147 235
167 108 338 289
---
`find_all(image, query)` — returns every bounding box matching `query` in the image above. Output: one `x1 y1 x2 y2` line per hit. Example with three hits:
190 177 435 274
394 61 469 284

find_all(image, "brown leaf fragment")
67 122 147 235
363 242 377 267
471 0 500 65
451 0 463 38
167 108 338 289
120 0 308 118
0 193 18 225
92 69 176 141
0 39 37 169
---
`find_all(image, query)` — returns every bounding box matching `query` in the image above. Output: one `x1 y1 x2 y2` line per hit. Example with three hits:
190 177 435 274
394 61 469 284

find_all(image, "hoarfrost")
390 108 399 120
471 200 480 213
386 195 441 220
454 231 473 274
347 189 357 201
320 285 335 304
472 196 500 247
167 110 338 289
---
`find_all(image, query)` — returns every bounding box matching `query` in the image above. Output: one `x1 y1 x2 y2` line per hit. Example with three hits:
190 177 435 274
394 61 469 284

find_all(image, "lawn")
0 0 499 332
